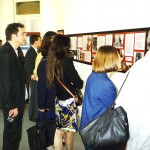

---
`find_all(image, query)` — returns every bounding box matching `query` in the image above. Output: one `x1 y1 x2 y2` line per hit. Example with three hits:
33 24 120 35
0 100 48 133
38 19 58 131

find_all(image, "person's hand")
31 75 36 80
38 109 45 112
9 108 18 117
38 108 50 112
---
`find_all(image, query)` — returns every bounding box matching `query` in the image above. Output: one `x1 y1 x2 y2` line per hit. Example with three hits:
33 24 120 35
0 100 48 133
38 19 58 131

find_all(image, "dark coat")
0 42 26 111
17 47 25 65
37 57 56 112
24 46 37 76
56 57 83 100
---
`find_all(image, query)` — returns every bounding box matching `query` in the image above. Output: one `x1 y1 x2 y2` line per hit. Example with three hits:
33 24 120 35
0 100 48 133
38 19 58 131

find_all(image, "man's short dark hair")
30 34 40 45
5 23 24 41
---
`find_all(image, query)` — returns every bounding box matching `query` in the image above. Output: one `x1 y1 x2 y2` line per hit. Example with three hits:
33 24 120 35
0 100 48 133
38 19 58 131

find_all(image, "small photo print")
113 34 124 48
92 36 97 51
134 52 144 62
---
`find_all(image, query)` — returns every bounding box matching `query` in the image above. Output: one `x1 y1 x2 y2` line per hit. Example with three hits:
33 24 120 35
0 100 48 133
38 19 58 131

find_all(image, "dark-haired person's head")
41 41 51 57
38 31 56 53
5 23 25 41
42 31 57 42
30 34 41 45
92 45 122 73
50 34 71 59
5 23 27 47
46 34 71 87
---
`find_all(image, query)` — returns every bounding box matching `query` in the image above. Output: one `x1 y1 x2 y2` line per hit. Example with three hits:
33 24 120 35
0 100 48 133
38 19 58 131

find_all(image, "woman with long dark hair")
46 34 83 150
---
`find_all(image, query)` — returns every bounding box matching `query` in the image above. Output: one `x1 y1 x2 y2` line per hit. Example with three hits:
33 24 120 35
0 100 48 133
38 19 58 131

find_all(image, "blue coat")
80 72 117 129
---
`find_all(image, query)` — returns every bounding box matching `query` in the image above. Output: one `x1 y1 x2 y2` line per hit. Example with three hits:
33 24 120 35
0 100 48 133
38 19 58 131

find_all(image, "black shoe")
29 118 37 122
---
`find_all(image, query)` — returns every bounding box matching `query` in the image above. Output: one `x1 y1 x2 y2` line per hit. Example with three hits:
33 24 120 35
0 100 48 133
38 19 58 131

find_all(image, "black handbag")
55 75 83 106
27 112 56 150
79 72 130 150
27 124 47 150
79 106 129 150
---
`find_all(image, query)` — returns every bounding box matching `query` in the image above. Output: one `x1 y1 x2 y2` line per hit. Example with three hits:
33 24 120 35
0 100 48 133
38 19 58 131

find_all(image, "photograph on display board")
92 35 98 62
124 33 134 57
87 36 92 51
83 35 92 51
77 48 82 60
113 33 124 48
97 34 105 48
79 49 91 63
134 32 146 50
92 35 97 51
92 34 106 61
76 35 92 63
70 36 77 59
134 52 144 63
77 36 83 61
106 34 113 45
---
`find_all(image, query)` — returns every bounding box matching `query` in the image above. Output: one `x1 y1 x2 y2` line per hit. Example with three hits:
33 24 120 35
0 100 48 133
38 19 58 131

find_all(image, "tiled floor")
0 104 85 150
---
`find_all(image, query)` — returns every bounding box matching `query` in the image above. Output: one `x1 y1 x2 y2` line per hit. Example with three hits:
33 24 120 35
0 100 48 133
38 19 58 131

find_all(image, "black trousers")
2 109 24 150
25 76 30 100
29 80 38 121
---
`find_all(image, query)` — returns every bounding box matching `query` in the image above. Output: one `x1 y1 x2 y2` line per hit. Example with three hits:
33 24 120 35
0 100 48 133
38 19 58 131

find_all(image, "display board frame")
67 27 150 68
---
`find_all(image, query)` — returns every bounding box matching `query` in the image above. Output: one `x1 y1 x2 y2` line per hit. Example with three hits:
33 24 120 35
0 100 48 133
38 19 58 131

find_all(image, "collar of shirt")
14 49 18 56
31 46 38 53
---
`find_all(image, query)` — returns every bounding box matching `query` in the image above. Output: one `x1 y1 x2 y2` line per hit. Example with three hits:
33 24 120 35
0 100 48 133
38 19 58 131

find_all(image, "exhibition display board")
68 27 150 69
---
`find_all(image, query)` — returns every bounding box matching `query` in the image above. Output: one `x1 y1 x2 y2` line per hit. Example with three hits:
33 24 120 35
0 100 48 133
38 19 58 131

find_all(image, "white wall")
0 0 14 42
40 0 57 37
52 0 150 92
0 0 149 91
56 0 150 34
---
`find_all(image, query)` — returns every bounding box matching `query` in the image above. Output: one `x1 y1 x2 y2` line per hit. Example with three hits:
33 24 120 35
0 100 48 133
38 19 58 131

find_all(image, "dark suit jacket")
17 47 25 65
24 46 37 76
0 42 26 111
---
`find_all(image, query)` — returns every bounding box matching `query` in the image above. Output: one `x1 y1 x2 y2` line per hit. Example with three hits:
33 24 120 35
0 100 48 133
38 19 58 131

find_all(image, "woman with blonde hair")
80 45 122 150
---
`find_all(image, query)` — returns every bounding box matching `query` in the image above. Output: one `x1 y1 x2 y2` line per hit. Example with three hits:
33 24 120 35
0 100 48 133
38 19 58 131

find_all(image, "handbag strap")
112 71 130 107
117 71 129 96
55 75 77 102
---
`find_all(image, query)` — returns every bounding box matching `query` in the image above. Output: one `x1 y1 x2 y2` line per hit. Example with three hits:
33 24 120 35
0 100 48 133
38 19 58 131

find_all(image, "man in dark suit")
0 23 27 150
25 34 41 121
